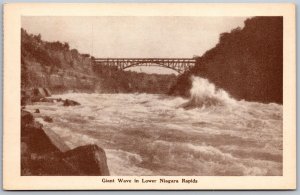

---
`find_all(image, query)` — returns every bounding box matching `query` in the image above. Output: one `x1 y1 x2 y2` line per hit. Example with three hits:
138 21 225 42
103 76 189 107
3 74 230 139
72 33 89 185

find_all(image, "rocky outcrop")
40 97 63 103
21 110 109 176
21 87 52 105
21 87 81 108
21 110 60 155
170 17 283 104
33 87 51 98
60 145 110 176
63 99 80 106
43 116 53 123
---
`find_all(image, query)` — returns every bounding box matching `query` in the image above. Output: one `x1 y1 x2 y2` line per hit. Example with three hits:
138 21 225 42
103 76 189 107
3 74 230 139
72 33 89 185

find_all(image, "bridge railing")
93 58 196 73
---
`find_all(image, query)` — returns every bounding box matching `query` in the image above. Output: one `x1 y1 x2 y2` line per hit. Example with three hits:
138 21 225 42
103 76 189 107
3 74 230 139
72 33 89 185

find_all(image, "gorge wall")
170 17 283 104
21 28 176 94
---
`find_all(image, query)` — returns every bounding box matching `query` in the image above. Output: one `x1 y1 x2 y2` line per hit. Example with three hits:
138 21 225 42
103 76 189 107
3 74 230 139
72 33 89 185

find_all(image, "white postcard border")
3 3 296 190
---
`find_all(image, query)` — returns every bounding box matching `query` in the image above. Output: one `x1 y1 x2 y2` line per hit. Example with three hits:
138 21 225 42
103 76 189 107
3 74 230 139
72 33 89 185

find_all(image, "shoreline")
21 91 111 176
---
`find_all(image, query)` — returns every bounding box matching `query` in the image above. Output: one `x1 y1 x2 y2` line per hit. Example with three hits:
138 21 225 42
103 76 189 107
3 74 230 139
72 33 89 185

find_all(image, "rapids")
25 77 282 176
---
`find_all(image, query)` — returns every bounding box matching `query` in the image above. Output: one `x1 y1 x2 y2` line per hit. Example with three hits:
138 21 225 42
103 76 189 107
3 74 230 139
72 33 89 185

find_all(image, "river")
25 76 282 176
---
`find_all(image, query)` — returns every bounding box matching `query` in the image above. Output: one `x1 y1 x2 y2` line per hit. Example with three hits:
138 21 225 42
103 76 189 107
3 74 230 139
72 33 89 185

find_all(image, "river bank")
21 89 110 176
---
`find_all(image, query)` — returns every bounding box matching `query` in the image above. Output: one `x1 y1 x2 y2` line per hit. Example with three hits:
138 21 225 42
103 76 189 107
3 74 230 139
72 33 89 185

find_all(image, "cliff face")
21 29 176 94
170 17 283 104
21 29 96 93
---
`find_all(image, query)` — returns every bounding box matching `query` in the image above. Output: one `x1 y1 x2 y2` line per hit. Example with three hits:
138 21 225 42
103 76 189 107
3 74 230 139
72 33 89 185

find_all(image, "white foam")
106 149 153 176
182 76 236 108
25 91 282 176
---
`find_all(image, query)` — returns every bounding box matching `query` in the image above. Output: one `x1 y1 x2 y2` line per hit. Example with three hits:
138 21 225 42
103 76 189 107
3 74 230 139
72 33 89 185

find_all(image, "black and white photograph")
3 3 296 190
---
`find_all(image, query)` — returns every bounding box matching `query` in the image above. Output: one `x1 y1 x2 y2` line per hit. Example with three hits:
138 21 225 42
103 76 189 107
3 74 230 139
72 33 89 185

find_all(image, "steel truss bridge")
93 58 196 73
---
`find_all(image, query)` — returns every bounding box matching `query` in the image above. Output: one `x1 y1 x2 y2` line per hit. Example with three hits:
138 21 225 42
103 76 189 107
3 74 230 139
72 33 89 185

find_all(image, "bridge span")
93 58 196 73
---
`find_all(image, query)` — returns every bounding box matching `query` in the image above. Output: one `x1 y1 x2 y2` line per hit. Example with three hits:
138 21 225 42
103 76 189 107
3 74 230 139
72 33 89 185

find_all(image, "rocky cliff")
21 29 96 93
170 17 283 104
21 28 176 94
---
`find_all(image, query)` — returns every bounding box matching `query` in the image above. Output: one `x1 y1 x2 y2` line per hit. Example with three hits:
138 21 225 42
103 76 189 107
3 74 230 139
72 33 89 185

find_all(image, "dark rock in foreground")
21 111 59 155
61 145 110 176
22 144 110 176
21 110 109 176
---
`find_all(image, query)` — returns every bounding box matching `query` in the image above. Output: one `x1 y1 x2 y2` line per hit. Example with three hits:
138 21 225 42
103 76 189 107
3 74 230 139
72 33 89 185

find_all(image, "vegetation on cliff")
170 17 283 104
21 28 176 94
21 28 96 92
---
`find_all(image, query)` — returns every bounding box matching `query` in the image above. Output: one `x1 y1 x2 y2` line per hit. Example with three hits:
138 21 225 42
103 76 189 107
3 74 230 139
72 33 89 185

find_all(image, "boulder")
33 87 47 98
21 110 110 176
21 111 59 155
31 88 52 102
63 99 80 106
61 145 110 176
43 88 52 96
43 116 53 123
21 88 53 105
39 97 63 103
21 144 110 176
21 151 73 176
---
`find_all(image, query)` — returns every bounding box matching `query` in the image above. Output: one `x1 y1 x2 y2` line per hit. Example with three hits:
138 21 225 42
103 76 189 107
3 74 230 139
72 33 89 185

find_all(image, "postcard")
3 3 296 190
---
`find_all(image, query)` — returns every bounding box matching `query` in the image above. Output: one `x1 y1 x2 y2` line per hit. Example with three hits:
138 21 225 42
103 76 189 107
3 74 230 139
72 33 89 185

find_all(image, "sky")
22 16 247 74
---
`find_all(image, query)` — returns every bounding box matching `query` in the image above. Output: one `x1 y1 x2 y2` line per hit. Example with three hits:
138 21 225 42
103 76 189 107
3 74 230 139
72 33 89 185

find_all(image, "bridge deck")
93 58 196 73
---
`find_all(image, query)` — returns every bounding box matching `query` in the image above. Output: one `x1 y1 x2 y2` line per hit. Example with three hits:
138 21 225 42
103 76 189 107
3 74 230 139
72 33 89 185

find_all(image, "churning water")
26 76 283 176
